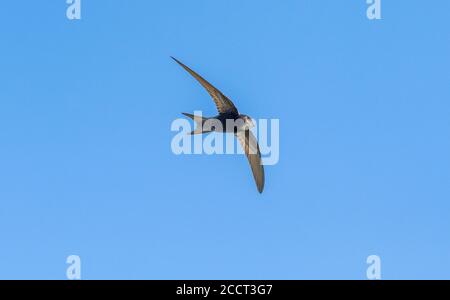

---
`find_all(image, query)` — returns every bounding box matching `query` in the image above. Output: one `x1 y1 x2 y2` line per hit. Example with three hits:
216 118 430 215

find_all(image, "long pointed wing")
171 57 238 114
236 130 265 193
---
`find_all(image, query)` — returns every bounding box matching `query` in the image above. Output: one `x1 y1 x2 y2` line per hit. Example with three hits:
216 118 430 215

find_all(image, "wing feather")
236 130 265 193
172 57 238 114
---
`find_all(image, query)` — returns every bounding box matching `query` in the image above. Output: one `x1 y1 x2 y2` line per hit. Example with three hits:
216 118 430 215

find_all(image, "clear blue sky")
0 1 449 279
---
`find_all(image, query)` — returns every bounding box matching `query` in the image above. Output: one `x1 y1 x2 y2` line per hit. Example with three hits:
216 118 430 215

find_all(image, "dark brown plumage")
172 57 265 193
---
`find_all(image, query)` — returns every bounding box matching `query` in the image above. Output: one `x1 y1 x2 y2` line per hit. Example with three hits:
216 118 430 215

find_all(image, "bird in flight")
171 57 265 193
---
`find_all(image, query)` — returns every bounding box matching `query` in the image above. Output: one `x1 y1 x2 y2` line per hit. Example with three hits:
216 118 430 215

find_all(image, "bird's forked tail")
182 113 210 135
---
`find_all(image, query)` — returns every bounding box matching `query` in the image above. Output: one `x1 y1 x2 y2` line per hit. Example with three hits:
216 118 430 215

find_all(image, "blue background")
0 1 449 279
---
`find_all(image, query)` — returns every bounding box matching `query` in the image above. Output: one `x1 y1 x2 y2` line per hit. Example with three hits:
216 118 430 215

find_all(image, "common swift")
172 57 265 193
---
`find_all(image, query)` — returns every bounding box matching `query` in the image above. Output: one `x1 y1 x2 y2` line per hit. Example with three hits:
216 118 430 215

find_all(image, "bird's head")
239 114 255 129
